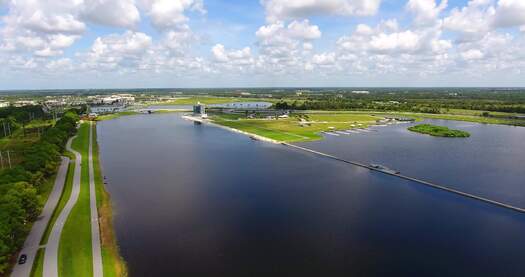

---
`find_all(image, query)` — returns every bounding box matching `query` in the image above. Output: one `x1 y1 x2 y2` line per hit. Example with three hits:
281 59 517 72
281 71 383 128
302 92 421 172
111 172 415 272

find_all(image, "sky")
1 0 525 89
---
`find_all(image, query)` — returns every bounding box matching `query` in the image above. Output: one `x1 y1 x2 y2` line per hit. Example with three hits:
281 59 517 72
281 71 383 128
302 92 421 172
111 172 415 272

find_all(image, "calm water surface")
298 119 525 208
98 114 525 276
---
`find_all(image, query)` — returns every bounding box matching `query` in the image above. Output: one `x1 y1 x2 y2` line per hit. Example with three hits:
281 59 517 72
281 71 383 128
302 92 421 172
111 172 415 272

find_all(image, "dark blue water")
97 114 525 277
298 119 525 208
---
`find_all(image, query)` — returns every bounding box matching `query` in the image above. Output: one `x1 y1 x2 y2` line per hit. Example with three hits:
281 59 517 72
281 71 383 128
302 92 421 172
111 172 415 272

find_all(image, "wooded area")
0 107 79 274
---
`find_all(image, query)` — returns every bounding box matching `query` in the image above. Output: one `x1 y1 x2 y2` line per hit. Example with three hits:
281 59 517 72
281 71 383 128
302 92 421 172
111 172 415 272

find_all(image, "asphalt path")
89 122 103 277
43 137 81 277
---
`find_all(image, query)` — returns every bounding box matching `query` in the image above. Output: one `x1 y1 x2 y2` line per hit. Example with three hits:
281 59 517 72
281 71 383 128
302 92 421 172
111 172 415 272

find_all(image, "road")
10 157 70 277
43 136 81 277
89 122 104 277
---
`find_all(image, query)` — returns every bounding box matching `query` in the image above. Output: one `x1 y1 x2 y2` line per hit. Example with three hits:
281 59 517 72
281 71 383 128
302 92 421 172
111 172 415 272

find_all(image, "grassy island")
408 124 470 138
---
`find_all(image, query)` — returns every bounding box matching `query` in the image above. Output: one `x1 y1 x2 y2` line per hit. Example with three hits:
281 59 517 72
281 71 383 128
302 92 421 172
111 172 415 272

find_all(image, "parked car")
18 254 27 265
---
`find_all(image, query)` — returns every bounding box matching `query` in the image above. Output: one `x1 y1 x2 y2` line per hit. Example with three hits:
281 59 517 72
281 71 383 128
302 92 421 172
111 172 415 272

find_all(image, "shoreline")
92 122 128 277
183 114 525 215
182 115 282 144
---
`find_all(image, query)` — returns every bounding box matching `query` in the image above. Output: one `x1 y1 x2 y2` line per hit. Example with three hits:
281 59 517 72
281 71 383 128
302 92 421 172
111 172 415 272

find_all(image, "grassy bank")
156 96 275 105
92 124 127 277
408 124 470 137
211 113 380 142
95 111 138 121
58 123 93 277
295 110 525 126
31 161 75 277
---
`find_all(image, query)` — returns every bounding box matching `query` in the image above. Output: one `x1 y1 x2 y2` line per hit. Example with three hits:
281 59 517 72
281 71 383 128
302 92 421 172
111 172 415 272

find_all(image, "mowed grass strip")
31 161 75 277
212 113 381 142
39 162 75 245
92 124 128 277
30 249 44 277
160 96 276 105
58 123 93 277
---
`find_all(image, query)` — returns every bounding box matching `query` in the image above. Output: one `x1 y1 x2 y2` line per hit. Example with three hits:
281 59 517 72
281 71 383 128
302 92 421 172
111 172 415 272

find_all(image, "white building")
0 101 9 108
14 100 37 107
90 105 125 114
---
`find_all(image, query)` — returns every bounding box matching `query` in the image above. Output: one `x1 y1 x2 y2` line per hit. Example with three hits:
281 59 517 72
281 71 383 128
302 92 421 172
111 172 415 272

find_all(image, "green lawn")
31 162 74 277
95 111 138 121
30 249 45 277
156 96 276 105
212 113 381 142
296 110 525 126
39 162 75 245
58 123 93 277
408 124 470 137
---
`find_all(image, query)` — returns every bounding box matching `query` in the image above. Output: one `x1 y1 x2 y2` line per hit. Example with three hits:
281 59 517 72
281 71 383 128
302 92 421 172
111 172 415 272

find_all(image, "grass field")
155 96 277 105
212 113 380 142
296 110 525 126
95 111 138 121
92 124 127 277
392 111 525 126
58 123 93 277
31 161 75 277
31 249 44 277
32 123 126 277
408 124 470 137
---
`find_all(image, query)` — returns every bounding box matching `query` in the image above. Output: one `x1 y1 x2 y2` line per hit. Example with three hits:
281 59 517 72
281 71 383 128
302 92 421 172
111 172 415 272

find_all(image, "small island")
408 124 470 138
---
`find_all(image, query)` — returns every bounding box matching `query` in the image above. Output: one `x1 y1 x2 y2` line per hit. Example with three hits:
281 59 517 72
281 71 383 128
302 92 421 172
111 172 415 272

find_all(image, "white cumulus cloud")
261 0 382 22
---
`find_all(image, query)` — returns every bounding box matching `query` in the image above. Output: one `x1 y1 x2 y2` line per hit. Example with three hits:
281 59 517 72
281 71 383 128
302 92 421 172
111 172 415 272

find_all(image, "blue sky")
1 0 525 89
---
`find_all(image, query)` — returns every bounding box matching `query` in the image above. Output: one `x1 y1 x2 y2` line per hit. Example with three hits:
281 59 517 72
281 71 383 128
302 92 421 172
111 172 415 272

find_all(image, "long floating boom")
182 114 525 215
284 143 525 214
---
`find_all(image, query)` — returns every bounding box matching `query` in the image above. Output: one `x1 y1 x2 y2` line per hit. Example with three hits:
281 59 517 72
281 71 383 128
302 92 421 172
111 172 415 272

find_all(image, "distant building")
193 102 207 118
352 90 370 94
14 100 37 107
0 101 9 108
90 105 124 114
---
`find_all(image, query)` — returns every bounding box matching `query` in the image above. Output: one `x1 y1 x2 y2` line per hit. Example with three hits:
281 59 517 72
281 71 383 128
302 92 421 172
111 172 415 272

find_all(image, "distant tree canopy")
0 108 79 274
273 97 525 114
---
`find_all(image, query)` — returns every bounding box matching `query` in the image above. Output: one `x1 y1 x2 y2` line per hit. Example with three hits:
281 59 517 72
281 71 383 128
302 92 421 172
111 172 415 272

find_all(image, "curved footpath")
10 157 70 277
42 136 81 277
89 122 104 277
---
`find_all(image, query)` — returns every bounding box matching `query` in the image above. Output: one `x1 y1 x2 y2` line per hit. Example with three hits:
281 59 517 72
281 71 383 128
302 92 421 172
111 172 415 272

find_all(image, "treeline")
274 98 525 114
0 110 79 274
0 106 47 139
274 99 442 114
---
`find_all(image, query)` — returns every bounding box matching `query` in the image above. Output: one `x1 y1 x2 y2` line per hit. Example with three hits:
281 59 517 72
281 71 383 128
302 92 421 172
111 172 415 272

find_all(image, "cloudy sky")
1 0 525 89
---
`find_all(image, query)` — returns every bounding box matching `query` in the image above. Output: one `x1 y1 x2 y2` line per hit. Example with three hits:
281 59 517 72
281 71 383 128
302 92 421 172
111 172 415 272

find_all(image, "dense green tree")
0 107 79 273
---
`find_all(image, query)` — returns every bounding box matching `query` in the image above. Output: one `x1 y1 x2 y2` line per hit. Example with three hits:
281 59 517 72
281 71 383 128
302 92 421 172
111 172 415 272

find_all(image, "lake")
297 119 525 208
97 113 525 276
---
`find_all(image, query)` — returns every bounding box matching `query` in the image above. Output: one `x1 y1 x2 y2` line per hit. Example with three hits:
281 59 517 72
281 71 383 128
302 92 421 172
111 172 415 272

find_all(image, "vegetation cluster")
0 107 79 274
408 124 470 138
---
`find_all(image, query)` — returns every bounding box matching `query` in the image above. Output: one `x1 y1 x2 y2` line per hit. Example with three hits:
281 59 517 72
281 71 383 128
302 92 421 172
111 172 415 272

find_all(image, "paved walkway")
43 137 81 277
10 157 70 277
89 122 104 277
